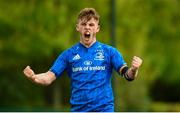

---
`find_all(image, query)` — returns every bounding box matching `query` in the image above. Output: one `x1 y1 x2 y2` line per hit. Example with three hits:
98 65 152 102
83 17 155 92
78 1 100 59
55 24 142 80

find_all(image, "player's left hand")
131 56 143 70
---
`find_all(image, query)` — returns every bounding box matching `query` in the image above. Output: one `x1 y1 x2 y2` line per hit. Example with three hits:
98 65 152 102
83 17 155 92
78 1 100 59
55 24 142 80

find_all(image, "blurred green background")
0 0 180 112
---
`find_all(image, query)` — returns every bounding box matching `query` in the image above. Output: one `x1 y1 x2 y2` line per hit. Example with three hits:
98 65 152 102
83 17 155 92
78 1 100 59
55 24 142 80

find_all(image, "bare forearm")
31 71 56 86
126 67 138 80
23 66 56 86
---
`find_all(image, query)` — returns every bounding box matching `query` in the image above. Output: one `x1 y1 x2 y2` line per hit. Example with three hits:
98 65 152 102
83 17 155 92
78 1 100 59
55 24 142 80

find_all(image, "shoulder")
97 42 123 57
63 43 79 54
57 43 79 58
97 42 117 52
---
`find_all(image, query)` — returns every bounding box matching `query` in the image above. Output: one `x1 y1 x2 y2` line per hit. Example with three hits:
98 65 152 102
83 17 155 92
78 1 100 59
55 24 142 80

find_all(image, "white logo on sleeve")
73 54 81 60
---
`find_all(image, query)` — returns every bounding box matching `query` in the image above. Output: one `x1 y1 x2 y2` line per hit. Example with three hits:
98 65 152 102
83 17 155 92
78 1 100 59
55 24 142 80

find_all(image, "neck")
80 39 96 48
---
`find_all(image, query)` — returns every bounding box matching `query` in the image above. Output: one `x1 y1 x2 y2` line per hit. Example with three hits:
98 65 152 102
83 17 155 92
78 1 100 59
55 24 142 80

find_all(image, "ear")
76 24 79 32
97 25 100 33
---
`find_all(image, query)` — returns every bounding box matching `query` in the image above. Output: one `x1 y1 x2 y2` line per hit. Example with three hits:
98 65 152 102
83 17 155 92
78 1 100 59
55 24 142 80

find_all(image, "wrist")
130 67 138 72
130 67 138 78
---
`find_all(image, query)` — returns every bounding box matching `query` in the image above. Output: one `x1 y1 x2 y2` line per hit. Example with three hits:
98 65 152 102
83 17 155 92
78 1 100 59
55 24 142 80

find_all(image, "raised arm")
23 66 56 86
119 56 143 81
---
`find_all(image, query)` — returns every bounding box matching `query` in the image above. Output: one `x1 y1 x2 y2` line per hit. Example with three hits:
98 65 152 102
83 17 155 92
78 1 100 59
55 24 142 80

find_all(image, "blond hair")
77 8 100 23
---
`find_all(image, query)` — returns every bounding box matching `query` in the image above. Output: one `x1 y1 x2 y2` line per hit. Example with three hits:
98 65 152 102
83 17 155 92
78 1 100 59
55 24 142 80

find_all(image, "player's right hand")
23 66 35 79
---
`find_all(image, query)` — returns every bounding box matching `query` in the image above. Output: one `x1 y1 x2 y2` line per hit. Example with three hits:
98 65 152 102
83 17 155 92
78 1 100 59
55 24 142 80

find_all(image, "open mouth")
84 31 91 38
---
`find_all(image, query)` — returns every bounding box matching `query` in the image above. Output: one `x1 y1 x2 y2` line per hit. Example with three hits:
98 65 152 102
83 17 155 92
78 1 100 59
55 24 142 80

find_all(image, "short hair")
77 8 100 23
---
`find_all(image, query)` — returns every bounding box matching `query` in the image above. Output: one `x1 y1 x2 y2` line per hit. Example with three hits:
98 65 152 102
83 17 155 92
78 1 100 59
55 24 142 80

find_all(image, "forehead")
78 18 99 24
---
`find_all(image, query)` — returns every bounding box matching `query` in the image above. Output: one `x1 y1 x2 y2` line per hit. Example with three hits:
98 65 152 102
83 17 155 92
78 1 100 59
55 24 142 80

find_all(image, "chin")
81 37 94 46
83 41 92 46
84 42 91 46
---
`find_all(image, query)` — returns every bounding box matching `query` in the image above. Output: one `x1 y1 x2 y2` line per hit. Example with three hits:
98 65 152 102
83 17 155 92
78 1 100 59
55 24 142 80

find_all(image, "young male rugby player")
23 8 143 112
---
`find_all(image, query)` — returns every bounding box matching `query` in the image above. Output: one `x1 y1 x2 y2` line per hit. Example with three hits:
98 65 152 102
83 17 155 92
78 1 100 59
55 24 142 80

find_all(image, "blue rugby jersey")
50 41 126 112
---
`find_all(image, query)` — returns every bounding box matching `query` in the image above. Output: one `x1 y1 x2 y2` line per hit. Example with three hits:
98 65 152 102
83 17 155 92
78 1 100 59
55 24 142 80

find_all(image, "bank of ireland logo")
84 60 92 66
94 51 104 60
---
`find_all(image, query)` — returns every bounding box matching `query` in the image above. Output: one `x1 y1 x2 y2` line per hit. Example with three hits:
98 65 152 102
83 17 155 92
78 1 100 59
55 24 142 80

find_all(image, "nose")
85 24 90 29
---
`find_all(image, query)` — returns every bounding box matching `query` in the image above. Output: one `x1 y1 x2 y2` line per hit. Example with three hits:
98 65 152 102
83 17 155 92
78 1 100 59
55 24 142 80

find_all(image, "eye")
81 23 86 26
89 23 95 26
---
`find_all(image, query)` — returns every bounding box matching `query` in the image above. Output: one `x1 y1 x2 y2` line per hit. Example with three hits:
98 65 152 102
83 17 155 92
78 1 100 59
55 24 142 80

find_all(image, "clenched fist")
23 66 35 79
131 56 143 71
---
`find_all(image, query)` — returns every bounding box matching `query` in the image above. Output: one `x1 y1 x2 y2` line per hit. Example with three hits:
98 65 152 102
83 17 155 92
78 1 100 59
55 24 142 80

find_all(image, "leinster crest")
94 51 104 60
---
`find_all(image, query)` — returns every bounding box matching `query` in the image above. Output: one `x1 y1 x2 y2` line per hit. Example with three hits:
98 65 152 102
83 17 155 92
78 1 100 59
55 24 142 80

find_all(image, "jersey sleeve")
110 47 127 75
49 50 69 77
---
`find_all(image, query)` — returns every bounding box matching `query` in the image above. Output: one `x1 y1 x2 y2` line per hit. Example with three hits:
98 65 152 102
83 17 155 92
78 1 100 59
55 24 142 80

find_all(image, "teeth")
84 31 90 38
85 32 90 35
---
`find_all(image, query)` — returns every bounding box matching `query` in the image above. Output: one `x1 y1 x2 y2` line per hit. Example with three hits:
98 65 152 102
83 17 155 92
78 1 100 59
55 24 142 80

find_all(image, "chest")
68 49 111 72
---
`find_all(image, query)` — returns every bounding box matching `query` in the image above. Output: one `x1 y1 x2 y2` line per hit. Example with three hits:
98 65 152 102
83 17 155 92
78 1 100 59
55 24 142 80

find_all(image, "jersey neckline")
78 41 99 49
